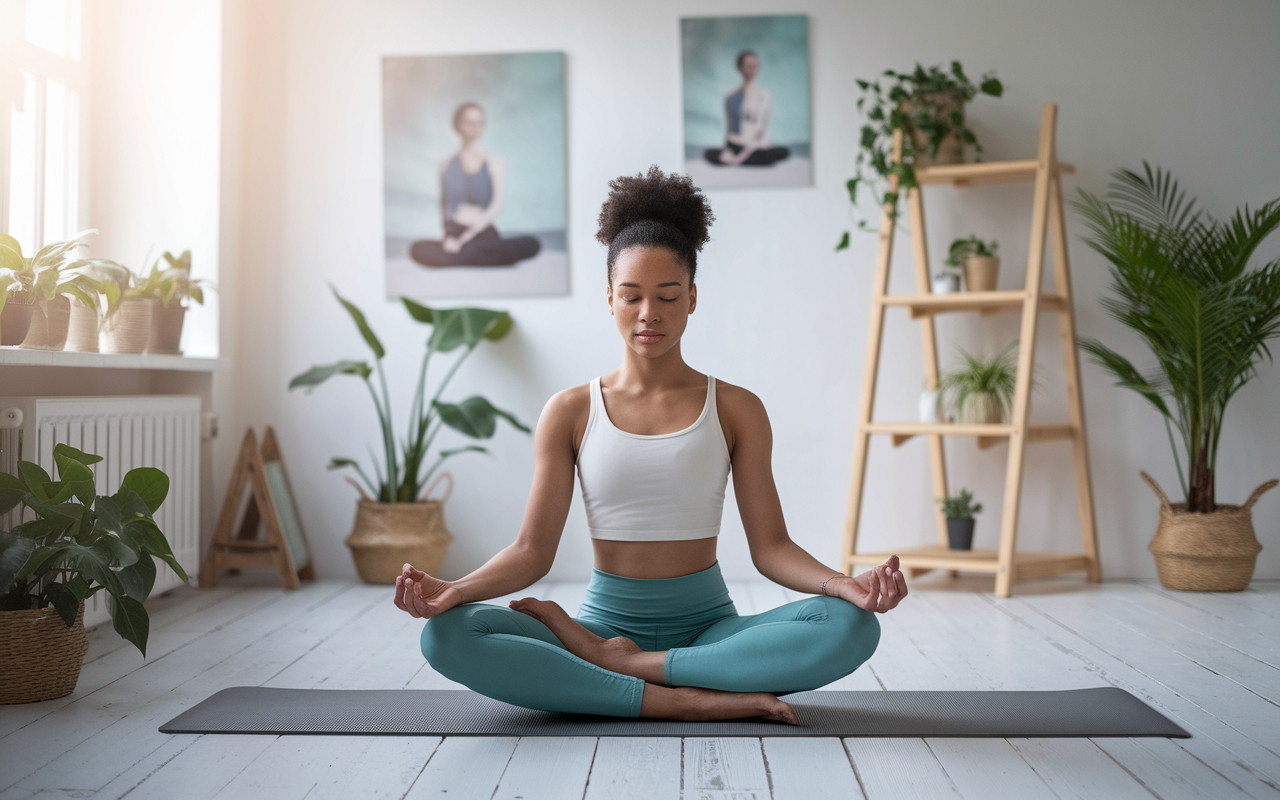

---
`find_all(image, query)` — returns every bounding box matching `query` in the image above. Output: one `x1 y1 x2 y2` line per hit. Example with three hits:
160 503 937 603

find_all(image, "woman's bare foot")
641 684 798 725
509 597 666 683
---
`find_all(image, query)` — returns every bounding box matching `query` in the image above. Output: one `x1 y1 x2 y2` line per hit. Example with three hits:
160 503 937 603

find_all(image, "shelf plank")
0 346 227 372
880 291 1067 319
865 422 1075 448
849 546 1091 579
915 159 1076 187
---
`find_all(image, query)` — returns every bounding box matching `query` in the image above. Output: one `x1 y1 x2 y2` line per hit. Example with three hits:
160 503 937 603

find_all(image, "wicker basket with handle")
1142 471 1277 592
0 601 89 704
345 473 455 584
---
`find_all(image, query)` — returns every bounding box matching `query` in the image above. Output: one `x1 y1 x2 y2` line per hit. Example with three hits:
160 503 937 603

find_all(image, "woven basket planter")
100 298 156 354
1 296 35 346
19 295 71 350
64 298 100 352
964 256 1000 292
904 91 966 168
345 474 454 584
0 601 89 704
147 303 185 355
1142 472 1277 592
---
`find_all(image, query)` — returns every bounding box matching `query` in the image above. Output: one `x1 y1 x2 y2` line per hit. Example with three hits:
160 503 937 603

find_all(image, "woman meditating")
394 166 906 723
704 51 791 168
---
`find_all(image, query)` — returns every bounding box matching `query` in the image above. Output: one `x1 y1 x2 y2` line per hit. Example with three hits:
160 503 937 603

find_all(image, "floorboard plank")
763 737 863 800
1094 737 1266 800
1008 738 1157 800
491 737 597 800
110 735 278 800
682 738 770 800
925 739 1058 800
842 738 961 800
209 735 441 800
403 736 518 799
1123 582 1280 669
582 738 681 800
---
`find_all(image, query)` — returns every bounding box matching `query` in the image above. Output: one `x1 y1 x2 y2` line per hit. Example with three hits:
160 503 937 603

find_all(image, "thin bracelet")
820 574 845 596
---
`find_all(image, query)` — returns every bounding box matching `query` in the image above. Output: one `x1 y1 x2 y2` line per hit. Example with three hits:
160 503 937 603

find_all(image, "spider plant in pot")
0 231 118 349
939 343 1025 424
139 250 216 355
1072 163 1280 591
98 264 160 354
946 235 1000 292
289 286 530 584
937 488 983 550
837 61 1002 246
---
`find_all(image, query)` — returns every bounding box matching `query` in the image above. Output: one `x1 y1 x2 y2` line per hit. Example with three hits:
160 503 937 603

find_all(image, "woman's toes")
766 698 798 725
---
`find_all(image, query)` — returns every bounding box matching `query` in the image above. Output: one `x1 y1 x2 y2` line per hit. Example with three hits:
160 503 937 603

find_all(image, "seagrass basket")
345 474 454 584
0 601 89 704
1142 472 1277 592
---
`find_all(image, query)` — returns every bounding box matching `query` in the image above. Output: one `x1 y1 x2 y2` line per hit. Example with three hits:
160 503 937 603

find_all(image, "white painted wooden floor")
2 574 1278 800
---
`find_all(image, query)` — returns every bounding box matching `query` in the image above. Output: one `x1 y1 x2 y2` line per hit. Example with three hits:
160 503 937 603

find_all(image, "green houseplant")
838 61 1003 247
289 287 530 583
939 344 1022 424
0 231 121 349
945 235 1001 291
1072 163 1280 590
0 444 187 703
937 488 983 550
139 250 215 355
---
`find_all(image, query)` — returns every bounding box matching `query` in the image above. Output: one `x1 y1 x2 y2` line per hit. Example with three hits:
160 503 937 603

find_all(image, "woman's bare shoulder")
538 382 592 448
715 379 767 416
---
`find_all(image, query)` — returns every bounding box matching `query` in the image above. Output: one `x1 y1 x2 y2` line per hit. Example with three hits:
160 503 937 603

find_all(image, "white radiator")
0 396 201 628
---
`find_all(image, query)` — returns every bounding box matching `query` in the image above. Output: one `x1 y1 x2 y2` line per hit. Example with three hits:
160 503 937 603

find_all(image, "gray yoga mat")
160 687 1188 738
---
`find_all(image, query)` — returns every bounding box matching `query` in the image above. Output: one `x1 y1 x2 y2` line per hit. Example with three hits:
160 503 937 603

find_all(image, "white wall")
224 0 1280 583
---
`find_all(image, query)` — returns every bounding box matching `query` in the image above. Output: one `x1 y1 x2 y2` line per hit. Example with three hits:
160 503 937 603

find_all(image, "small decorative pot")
64 298 100 352
1 296 35 346
918 389 941 423
961 393 1006 424
946 518 975 550
1142 472 1276 592
147 303 186 355
932 273 961 294
100 298 156 354
345 474 455 584
904 91 966 167
963 256 1000 292
19 295 71 350
0 601 89 704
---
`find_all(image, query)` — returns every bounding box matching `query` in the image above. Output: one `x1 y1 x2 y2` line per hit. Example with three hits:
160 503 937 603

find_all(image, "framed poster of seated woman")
681 15 812 189
383 52 568 299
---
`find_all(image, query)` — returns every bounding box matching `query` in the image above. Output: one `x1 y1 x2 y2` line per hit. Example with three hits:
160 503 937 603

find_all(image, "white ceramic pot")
918 389 942 423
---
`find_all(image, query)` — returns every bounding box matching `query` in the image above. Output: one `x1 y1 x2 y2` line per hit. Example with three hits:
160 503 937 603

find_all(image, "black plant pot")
946 517 975 550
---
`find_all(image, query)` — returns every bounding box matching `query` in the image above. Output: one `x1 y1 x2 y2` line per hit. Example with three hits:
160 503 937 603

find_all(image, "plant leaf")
110 594 149 656
423 307 513 352
835 232 850 252
121 467 168 513
0 531 37 594
44 582 80 627
288 360 372 392
18 462 52 502
0 471 25 515
331 285 385 359
118 553 156 600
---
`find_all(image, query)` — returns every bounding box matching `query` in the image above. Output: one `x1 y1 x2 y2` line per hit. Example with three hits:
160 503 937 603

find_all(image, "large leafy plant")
838 61 1002 246
290 287 530 503
0 444 187 656
1072 164 1280 512
0 230 125 320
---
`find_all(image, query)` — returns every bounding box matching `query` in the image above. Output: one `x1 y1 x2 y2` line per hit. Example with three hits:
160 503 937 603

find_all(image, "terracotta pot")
1141 472 1277 592
64 298 100 352
19 295 71 350
961 392 1006 424
963 256 1000 291
0 602 88 704
345 474 455 584
904 91 966 167
1 297 35 346
99 298 156 354
147 303 186 355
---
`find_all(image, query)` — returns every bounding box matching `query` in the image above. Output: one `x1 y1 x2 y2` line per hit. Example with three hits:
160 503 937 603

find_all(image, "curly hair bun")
596 166 714 283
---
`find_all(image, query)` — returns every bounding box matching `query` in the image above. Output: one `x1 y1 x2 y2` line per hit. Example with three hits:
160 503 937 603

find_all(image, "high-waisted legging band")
420 562 880 718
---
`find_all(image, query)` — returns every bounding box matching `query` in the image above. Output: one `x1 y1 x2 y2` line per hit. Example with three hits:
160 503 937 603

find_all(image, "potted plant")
0 444 188 703
1072 163 1280 591
937 488 983 550
137 250 214 355
99 264 157 354
939 343 1022 424
289 286 530 584
0 231 124 350
837 61 1003 247
945 235 1000 291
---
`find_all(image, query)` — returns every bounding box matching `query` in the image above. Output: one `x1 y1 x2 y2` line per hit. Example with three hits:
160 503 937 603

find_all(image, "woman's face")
607 246 696 360
738 54 760 81
455 107 486 142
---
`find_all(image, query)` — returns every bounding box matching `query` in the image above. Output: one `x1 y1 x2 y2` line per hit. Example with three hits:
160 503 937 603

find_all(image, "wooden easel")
200 427 314 589
841 103 1100 597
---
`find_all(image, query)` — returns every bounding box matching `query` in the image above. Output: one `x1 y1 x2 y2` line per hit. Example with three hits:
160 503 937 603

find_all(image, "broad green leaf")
434 396 530 439
0 471 25 515
439 445 488 459
94 495 123 537
402 297 434 323
45 582 80 627
0 233 23 260
11 517 71 543
118 553 156 600
288 360 372 392
121 467 168 513
18 543 69 581
331 285 385 359
53 442 105 469
18 462 52 501
424 308 512 352
23 496 83 521
115 488 154 522
979 77 1003 97
65 542 123 597
0 532 37 594
100 534 139 567
110 594 149 656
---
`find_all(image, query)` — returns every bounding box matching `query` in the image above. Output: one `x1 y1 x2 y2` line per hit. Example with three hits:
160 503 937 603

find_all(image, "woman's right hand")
394 563 460 619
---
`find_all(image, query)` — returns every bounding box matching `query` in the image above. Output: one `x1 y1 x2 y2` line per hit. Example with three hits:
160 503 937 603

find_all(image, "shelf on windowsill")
0 346 227 372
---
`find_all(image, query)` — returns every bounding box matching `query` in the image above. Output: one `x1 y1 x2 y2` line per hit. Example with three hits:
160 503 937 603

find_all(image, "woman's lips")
636 331 663 343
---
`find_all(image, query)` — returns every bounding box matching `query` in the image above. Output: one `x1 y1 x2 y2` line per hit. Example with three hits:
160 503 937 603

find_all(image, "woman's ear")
607 283 615 316
688 283 697 315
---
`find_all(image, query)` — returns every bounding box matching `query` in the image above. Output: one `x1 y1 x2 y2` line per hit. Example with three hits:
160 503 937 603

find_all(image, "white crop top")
576 374 731 542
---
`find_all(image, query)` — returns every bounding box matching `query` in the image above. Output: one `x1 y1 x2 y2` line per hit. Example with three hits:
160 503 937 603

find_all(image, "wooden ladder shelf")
840 102 1101 597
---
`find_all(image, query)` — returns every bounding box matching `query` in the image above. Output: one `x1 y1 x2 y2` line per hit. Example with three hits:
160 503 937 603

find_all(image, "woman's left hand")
831 555 907 613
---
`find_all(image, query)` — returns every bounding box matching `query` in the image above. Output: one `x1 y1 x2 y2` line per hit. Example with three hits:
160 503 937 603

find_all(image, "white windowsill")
0 347 227 372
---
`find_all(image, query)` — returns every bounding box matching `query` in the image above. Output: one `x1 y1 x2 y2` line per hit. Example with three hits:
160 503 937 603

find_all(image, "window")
2 0 86 255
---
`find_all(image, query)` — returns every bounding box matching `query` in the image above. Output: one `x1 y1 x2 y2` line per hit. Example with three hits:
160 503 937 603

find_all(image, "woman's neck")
614 342 699 391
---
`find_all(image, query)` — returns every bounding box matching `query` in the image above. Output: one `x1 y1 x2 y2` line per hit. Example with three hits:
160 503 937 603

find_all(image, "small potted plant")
937 488 983 550
0 232 124 350
139 250 214 355
0 444 188 703
931 268 962 294
945 235 1000 292
837 61 1002 245
99 264 158 354
290 287 530 583
939 344 1022 424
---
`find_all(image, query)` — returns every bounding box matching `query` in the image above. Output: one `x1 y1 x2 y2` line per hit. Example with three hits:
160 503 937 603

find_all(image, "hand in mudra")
830 555 907 613
393 563 458 619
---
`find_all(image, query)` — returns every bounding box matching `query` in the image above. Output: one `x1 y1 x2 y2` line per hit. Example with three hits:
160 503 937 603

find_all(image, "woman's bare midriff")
592 538 718 579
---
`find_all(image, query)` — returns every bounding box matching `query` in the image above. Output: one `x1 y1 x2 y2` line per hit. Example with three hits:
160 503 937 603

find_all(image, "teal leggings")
420 562 880 718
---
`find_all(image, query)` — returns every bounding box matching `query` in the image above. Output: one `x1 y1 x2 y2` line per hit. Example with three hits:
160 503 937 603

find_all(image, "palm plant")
1072 164 1280 512
939 344 1020 424
289 287 530 503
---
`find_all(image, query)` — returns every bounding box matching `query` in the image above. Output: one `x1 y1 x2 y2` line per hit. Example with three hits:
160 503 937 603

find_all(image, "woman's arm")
723 383 907 612
395 385 584 618
453 155 507 247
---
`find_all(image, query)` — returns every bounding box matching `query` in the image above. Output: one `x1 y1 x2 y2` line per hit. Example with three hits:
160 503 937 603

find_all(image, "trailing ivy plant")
0 444 187 656
837 62 1003 249
289 286 531 503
